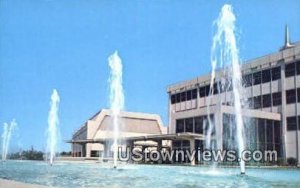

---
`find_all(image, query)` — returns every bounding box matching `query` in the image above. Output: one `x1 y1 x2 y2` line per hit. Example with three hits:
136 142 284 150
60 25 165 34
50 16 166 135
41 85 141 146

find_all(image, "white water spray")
46 89 60 165
108 51 124 169
209 4 245 174
1 119 17 161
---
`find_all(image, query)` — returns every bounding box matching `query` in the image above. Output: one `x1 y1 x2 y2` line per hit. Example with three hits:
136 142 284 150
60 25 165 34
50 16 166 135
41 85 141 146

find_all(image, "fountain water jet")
209 4 245 174
1 119 17 161
46 89 60 165
108 51 124 169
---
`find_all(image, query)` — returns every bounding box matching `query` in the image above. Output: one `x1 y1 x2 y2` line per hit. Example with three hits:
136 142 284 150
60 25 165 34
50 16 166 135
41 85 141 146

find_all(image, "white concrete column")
190 139 195 166
280 62 287 163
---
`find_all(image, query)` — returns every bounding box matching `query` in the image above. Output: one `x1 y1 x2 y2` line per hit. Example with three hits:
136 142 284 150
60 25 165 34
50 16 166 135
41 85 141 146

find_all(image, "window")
253 96 261 109
213 83 219 95
272 67 281 80
185 118 194 132
180 92 186 102
199 86 206 98
187 90 192 100
285 63 295 77
194 117 203 134
205 85 210 96
176 93 180 103
272 92 282 106
171 95 176 104
253 71 261 85
176 119 184 133
287 116 297 131
192 89 197 99
298 88 300 102
297 61 300 75
242 74 252 87
258 119 266 144
273 121 281 144
262 94 271 108
266 120 273 143
262 69 271 83
286 89 296 104
248 97 254 109
90 150 99 157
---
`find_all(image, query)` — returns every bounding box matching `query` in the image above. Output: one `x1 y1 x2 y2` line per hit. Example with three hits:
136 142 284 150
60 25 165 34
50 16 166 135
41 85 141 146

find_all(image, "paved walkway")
0 179 50 188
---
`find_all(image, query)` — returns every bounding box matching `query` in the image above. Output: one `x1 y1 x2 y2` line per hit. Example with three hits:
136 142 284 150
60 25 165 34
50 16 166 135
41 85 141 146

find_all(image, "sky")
0 0 299 152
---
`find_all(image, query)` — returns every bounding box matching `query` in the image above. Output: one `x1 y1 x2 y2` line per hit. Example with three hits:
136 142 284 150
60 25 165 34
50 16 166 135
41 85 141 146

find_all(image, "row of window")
171 62 300 103
285 61 300 77
287 116 300 131
170 89 197 104
243 66 281 87
286 88 300 104
176 115 214 134
248 92 282 109
223 114 282 157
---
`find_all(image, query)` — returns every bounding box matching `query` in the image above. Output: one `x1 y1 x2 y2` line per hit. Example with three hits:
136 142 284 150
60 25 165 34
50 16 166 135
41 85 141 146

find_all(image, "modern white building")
71 109 166 158
167 29 300 164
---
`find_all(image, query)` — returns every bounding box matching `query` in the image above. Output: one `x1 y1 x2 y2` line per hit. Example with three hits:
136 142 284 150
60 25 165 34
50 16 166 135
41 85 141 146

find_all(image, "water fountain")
108 51 125 169
1 119 17 161
46 89 60 165
208 4 246 174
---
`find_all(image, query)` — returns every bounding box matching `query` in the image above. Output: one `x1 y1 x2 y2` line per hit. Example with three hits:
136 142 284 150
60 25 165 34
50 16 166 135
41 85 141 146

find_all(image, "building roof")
167 41 300 92
72 109 166 140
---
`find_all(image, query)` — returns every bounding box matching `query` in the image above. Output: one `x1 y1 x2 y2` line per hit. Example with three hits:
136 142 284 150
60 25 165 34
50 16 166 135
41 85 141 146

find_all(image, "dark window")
253 96 261 109
297 61 300 75
272 92 282 106
185 118 194 132
176 93 180 103
286 89 296 104
173 141 181 147
90 150 99 157
194 117 203 134
187 90 192 100
285 63 295 77
262 94 271 108
171 95 176 104
180 92 186 102
192 89 197 99
273 121 281 143
199 86 206 98
248 97 254 109
242 74 252 87
176 119 184 133
213 83 219 95
262 69 271 83
205 85 210 96
258 119 266 147
266 120 273 143
271 67 281 80
253 71 262 85
298 88 300 102
226 80 233 91
287 116 297 131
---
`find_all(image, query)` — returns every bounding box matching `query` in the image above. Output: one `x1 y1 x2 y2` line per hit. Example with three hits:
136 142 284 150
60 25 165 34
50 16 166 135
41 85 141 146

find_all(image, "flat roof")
67 132 205 144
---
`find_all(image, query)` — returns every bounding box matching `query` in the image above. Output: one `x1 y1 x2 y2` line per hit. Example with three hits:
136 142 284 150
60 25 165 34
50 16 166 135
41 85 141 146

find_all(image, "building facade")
71 109 166 158
167 40 300 164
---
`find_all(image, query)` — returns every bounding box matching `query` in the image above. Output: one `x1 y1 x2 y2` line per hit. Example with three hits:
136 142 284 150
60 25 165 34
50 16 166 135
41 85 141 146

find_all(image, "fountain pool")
0 161 300 187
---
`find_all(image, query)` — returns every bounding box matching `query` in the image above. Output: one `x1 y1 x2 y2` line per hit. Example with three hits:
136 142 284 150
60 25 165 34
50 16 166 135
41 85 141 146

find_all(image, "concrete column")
86 143 91 158
190 139 196 166
280 61 287 163
127 141 134 163
103 142 110 158
157 140 162 164
215 106 223 151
